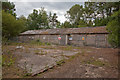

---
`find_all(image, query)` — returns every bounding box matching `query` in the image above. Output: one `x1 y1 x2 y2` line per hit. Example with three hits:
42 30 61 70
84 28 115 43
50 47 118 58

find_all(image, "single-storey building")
19 26 111 48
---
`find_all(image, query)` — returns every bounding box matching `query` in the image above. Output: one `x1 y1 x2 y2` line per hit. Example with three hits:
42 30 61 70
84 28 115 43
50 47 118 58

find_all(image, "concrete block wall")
68 34 86 46
19 33 111 48
86 35 96 46
48 35 59 44
68 34 111 47
19 35 33 42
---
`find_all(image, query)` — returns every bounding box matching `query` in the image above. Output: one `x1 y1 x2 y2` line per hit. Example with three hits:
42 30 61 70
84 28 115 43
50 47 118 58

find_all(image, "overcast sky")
9 1 84 23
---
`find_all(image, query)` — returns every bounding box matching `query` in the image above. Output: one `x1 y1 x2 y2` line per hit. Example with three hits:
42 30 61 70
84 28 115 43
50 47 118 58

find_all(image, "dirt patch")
2 44 119 78
35 47 119 78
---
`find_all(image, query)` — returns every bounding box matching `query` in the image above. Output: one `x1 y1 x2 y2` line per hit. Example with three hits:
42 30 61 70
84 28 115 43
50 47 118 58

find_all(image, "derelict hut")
19 26 111 48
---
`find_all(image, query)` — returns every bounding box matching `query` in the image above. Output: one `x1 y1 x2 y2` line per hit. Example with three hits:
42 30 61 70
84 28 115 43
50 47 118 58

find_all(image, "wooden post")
66 35 68 45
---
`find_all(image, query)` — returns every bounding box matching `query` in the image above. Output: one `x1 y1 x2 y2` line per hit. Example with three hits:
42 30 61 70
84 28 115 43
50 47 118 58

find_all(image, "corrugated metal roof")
20 26 108 35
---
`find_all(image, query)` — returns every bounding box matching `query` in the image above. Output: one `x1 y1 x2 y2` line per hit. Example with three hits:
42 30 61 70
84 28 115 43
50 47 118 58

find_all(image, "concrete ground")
17 47 79 76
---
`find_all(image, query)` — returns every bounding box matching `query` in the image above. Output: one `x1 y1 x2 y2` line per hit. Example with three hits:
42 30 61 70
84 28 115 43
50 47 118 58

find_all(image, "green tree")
39 8 48 29
48 12 59 28
106 10 120 47
56 21 61 28
27 9 39 30
2 10 25 39
2 2 16 17
18 15 27 31
77 20 87 27
66 4 83 27
27 8 49 30
61 21 71 28
51 13 58 28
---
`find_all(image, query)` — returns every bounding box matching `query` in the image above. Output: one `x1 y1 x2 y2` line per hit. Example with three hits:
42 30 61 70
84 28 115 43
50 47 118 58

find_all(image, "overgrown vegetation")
2 2 26 44
23 62 33 77
2 54 15 67
82 58 109 67
106 10 120 47
2 10 25 39
29 40 51 46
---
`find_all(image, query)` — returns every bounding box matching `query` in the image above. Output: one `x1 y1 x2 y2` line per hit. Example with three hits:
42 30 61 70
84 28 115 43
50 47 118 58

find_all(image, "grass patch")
30 40 51 46
91 60 105 66
71 55 75 59
0 56 2 67
46 42 51 45
2 54 15 67
30 40 45 46
67 52 81 61
35 50 47 55
82 58 109 67
60 46 73 51
22 62 33 77
34 49 40 54
56 59 65 66
23 73 32 77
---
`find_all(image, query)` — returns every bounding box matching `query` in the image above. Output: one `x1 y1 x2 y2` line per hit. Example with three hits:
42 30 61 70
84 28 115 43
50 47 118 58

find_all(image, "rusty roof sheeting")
20 26 108 35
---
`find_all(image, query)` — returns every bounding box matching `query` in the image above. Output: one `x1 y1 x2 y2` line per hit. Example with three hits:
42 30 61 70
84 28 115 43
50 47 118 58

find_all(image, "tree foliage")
106 10 120 47
61 21 71 28
65 4 86 28
18 15 27 31
2 2 16 17
65 2 120 28
2 10 25 39
26 8 59 30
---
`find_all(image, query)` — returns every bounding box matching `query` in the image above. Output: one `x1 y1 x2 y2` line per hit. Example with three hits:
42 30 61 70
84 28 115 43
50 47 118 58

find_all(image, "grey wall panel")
86 35 96 46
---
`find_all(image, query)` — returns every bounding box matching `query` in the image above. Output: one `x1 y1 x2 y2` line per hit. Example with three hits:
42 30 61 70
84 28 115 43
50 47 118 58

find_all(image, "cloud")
12 2 83 23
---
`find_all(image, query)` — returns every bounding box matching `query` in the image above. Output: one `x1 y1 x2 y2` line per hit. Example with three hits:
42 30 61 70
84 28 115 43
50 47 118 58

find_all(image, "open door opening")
67 34 72 45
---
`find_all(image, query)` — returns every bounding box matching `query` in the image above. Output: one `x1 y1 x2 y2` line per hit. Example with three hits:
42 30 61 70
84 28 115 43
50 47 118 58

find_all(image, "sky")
9 0 84 23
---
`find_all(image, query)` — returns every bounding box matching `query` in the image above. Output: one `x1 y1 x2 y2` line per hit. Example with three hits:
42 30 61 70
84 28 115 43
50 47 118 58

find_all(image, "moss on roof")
20 26 108 35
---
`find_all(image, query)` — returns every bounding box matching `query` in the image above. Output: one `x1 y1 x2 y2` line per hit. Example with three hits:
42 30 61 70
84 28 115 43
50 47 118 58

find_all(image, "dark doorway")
67 34 72 45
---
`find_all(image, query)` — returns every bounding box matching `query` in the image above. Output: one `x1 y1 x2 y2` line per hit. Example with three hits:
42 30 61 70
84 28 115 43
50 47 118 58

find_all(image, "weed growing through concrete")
34 49 40 54
2 55 15 67
23 62 33 77
81 58 109 67
56 59 65 66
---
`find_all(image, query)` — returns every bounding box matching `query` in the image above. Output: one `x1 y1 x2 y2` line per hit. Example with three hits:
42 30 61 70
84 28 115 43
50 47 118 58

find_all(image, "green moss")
56 59 65 66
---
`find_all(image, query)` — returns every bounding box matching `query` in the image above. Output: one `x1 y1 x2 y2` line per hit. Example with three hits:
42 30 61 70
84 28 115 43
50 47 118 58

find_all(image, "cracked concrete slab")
16 47 79 76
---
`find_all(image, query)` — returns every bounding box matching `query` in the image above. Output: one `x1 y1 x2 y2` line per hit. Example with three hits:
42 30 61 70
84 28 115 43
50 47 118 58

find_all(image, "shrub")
106 10 120 48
